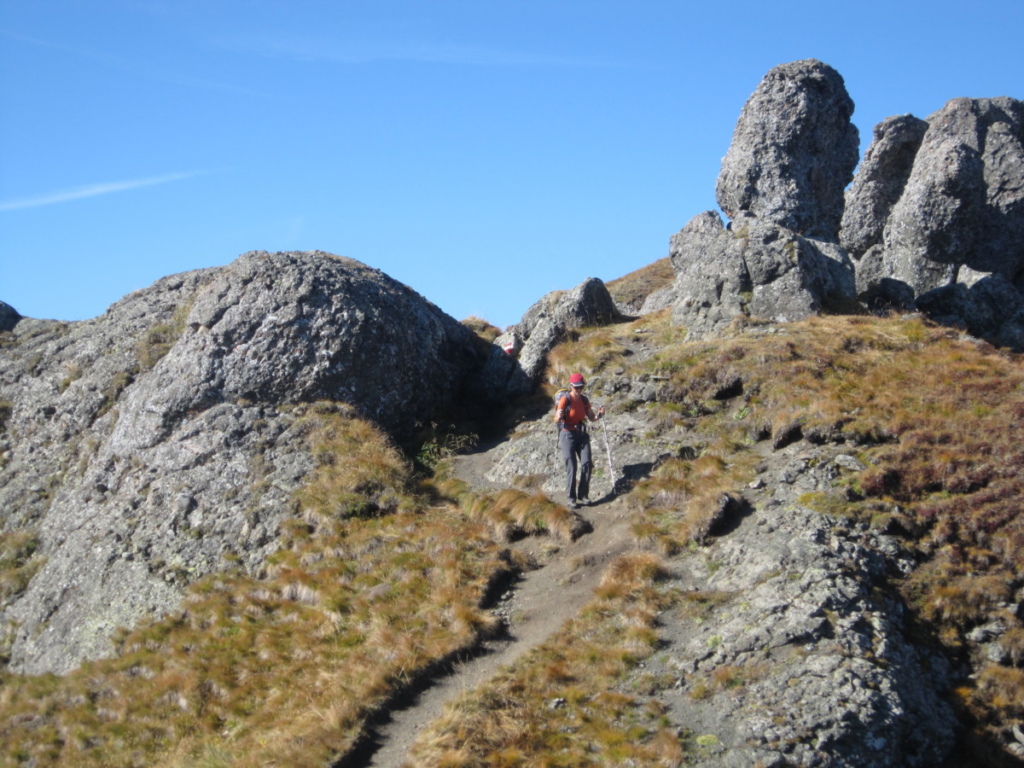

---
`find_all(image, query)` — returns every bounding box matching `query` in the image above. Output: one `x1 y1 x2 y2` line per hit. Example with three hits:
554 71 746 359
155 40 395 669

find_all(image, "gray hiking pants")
559 426 592 502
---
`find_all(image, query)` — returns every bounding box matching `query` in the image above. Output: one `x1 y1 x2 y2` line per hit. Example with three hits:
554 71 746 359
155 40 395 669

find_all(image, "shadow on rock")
705 493 754 541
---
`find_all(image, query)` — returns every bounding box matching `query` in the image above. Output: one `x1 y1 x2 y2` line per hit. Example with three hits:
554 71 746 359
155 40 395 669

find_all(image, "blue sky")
2 1 1022 329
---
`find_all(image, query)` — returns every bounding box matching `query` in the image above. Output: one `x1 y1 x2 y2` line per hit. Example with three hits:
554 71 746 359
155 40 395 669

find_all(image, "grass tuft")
456 485 587 543
461 316 503 343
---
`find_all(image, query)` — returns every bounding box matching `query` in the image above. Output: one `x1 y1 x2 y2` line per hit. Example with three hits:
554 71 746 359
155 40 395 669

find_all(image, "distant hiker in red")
554 373 604 509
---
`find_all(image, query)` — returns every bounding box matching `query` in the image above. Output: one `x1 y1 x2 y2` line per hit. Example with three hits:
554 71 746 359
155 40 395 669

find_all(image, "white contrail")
0 170 213 212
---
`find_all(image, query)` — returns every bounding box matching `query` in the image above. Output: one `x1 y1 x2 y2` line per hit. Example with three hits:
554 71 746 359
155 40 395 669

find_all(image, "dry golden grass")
432 465 586 543
294 402 416 520
974 665 1024 718
546 326 632 386
0 530 42 607
461 315 503 343
463 488 584 542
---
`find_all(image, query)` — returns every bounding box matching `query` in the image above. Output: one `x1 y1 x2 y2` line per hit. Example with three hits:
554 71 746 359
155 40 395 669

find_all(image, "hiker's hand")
598 406 605 418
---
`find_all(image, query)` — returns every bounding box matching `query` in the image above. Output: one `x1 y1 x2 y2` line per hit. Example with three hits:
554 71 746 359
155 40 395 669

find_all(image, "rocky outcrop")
842 97 1024 342
716 59 860 241
107 250 479 446
886 98 1024 289
0 269 220 534
482 278 621 396
657 495 957 767
665 210 856 341
0 250 485 674
658 60 859 340
667 60 1024 350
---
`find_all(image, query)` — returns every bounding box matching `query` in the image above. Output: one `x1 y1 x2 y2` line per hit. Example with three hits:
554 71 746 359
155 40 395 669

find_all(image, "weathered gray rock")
841 115 929 258
878 98 1024 294
108 250 479 449
476 340 533 399
5 400 314 675
637 282 680 315
517 278 620 380
841 98 1024 345
716 59 860 240
854 245 917 311
0 269 220 533
0 301 20 332
666 211 855 340
670 59 862 340
481 278 621 396
694 65 1024 349
517 290 565 339
665 211 751 339
0 250 487 674
675 499 958 767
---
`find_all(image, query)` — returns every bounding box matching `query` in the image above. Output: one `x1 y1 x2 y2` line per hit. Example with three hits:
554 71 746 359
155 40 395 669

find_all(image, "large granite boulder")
883 98 1024 293
108 250 478 451
667 211 856 340
516 278 620 381
843 97 1024 345
667 59 859 340
0 250 483 674
716 59 860 241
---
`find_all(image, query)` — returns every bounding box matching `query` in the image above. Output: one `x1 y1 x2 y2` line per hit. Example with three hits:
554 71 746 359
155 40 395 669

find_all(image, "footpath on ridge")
352 440 634 768
348 418 961 767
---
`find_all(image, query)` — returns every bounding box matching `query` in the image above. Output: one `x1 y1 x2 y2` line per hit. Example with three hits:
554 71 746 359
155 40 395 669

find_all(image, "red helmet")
569 373 585 388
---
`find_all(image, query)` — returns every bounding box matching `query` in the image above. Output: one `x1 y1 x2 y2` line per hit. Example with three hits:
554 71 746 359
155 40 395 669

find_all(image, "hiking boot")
578 498 592 506
568 499 579 510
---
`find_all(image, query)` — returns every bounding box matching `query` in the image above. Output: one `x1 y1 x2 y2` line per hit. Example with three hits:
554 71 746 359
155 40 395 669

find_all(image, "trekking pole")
600 415 616 495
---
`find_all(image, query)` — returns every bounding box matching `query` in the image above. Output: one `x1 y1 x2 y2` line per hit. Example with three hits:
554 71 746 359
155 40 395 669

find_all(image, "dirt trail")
354 445 634 768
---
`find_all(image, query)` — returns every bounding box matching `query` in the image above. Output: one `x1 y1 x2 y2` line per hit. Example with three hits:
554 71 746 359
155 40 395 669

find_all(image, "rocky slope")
0 250 486 674
469 375 959 766
389 309 1024 766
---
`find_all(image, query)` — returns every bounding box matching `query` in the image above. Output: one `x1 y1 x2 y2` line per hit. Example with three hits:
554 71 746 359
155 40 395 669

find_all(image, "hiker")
554 373 605 509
